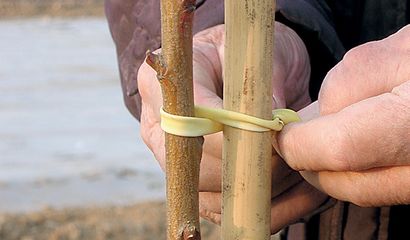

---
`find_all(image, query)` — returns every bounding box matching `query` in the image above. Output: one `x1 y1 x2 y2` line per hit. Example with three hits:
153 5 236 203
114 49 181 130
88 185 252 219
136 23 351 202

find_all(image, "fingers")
194 23 312 110
319 26 410 115
138 53 164 118
199 181 328 233
199 192 221 224
301 166 410 207
198 149 299 193
278 82 410 172
138 53 167 169
200 209 221 226
271 171 303 198
192 34 225 192
198 150 222 191
275 22 311 110
270 181 328 233
193 24 224 102
199 192 222 214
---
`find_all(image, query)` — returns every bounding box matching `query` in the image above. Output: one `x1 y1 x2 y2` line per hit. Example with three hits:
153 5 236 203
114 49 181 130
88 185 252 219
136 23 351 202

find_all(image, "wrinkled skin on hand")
138 22 328 233
278 25 410 207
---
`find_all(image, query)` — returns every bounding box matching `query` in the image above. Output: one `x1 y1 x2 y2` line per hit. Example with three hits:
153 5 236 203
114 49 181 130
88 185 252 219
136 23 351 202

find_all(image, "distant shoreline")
0 0 104 18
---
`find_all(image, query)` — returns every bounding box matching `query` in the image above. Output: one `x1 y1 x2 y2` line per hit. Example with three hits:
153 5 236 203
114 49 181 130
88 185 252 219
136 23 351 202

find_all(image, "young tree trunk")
146 0 201 239
222 0 276 239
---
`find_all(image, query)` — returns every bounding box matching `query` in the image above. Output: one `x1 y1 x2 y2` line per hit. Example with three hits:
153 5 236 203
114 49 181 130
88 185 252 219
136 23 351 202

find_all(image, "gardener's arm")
277 25 410 207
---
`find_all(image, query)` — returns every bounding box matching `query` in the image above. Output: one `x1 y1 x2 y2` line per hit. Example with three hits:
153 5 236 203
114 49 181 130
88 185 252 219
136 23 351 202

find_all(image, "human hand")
277 25 410 207
138 23 327 233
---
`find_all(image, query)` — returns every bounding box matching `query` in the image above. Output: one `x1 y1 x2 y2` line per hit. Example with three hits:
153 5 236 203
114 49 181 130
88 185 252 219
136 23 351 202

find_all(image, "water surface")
0 17 165 213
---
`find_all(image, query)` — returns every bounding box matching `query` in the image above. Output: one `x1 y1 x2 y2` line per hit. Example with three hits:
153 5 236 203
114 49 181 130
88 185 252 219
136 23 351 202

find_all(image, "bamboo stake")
222 0 275 239
146 0 201 239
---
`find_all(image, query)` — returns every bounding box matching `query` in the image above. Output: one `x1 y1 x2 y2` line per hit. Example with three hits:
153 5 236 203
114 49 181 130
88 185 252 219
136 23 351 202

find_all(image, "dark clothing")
275 0 409 102
105 0 410 239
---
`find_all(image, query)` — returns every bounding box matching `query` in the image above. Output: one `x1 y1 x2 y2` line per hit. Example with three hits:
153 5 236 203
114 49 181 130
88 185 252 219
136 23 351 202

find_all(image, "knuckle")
389 25 410 49
342 45 365 63
338 43 371 74
341 41 381 73
319 42 377 115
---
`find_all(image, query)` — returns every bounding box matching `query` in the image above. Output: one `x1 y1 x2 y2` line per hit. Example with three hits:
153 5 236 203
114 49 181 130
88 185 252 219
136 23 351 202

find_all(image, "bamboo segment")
222 0 275 239
146 0 201 239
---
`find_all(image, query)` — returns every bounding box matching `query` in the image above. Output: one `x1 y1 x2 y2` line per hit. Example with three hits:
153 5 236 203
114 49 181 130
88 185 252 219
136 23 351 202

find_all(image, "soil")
0 201 220 240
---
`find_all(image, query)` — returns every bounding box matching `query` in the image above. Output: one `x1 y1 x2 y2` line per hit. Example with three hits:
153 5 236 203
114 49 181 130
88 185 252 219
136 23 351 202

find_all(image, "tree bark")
146 0 201 239
222 0 276 239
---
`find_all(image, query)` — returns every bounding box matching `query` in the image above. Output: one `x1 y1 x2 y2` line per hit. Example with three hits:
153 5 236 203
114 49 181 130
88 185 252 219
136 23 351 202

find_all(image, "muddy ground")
0 201 220 240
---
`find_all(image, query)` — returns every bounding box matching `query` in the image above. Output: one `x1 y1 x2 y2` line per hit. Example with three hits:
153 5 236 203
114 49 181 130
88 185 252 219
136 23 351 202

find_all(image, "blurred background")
0 1 218 239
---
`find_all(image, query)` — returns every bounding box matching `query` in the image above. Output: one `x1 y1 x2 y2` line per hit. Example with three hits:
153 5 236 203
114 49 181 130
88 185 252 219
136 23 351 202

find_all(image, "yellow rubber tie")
160 105 300 137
